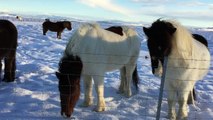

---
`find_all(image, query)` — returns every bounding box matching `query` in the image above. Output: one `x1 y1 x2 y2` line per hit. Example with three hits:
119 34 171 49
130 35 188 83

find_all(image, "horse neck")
65 31 82 56
64 22 71 29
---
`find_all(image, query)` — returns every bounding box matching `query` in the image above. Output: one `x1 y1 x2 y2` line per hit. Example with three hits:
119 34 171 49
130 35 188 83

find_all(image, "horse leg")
11 57 16 80
187 88 195 104
123 65 136 97
93 75 105 112
118 67 126 94
0 59 2 81
81 75 93 107
177 90 190 120
57 31 62 39
4 56 15 82
167 89 177 120
43 28 47 35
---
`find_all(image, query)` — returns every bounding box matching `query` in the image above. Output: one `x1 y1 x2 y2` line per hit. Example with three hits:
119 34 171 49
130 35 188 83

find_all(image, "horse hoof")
2 78 15 82
6 80 15 82
79 101 93 107
117 90 124 94
124 92 132 98
167 112 176 120
93 107 105 112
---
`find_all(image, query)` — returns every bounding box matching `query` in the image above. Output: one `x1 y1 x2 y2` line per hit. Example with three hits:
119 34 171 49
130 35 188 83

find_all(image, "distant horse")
143 19 210 120
16 16 23 21
42 20 72 39
0 20 18 82
56 24 140 117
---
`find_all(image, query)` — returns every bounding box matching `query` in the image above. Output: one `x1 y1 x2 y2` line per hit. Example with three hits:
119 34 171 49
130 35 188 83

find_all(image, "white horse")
143 19 210 120
57 23 140 116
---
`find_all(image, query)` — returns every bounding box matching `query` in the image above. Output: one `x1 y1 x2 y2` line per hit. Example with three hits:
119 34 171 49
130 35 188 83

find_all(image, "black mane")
58 55 82 75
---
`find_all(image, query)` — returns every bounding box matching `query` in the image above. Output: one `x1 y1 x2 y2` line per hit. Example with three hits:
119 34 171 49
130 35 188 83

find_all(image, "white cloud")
131 0 170 2
131 0 213 22
1 8 10 13
77 0 212 26
210 4 213 9
131 0 172 5
79 0 132 16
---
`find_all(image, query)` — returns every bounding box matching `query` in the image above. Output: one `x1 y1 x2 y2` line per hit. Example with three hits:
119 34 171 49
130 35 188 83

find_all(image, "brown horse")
42 20 72 39
56 55 82 117
0 20 17 82
56 25 139 117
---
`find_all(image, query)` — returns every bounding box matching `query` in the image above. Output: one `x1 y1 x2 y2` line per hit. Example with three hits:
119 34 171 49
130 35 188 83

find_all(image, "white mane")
168 20 193 59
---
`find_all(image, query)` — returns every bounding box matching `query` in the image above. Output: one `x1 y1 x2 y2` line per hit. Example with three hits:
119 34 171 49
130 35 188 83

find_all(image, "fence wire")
0 18 212 119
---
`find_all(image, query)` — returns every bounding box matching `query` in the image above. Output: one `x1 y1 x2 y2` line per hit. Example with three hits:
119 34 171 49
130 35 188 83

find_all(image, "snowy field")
0 16 213 120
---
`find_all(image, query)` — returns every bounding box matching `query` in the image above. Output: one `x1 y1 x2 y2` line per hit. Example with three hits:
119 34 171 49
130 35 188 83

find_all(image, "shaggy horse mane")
168 20 193 59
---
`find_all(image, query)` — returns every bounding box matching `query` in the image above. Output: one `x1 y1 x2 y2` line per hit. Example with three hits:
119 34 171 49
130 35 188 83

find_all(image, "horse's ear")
143 27 150 36
168 26 176 35
55 72 61 79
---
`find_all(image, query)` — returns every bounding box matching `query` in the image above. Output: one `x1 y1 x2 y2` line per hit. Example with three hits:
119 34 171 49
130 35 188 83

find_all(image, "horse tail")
132 65 139 91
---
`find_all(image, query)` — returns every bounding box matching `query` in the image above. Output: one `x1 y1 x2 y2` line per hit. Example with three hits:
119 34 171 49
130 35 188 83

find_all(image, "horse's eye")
158 46 162 50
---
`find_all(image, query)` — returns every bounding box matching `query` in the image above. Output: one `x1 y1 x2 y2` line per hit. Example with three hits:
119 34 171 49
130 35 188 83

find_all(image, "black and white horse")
143 19 210 120
56 23 140 117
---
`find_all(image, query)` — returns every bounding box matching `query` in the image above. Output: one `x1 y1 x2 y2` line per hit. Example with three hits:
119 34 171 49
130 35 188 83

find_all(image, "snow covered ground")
0 17 212 120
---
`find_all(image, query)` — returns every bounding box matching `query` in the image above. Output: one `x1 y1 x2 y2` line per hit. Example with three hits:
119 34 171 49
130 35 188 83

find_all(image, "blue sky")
0 0 212 27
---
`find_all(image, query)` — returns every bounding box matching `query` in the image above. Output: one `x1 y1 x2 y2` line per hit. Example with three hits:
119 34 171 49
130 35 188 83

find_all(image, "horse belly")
105 56 132 71
81 54 131 75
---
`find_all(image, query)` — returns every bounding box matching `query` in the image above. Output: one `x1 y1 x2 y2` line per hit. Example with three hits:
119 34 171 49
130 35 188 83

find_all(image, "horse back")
42 21 63 32
0 20 17 48
66 23 140 73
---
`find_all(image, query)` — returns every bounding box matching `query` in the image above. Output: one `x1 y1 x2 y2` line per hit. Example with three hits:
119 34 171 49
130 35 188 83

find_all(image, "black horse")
0 20 18 82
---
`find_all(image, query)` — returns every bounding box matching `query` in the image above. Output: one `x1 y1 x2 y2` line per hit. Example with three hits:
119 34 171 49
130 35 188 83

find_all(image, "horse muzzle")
153 67 163 77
